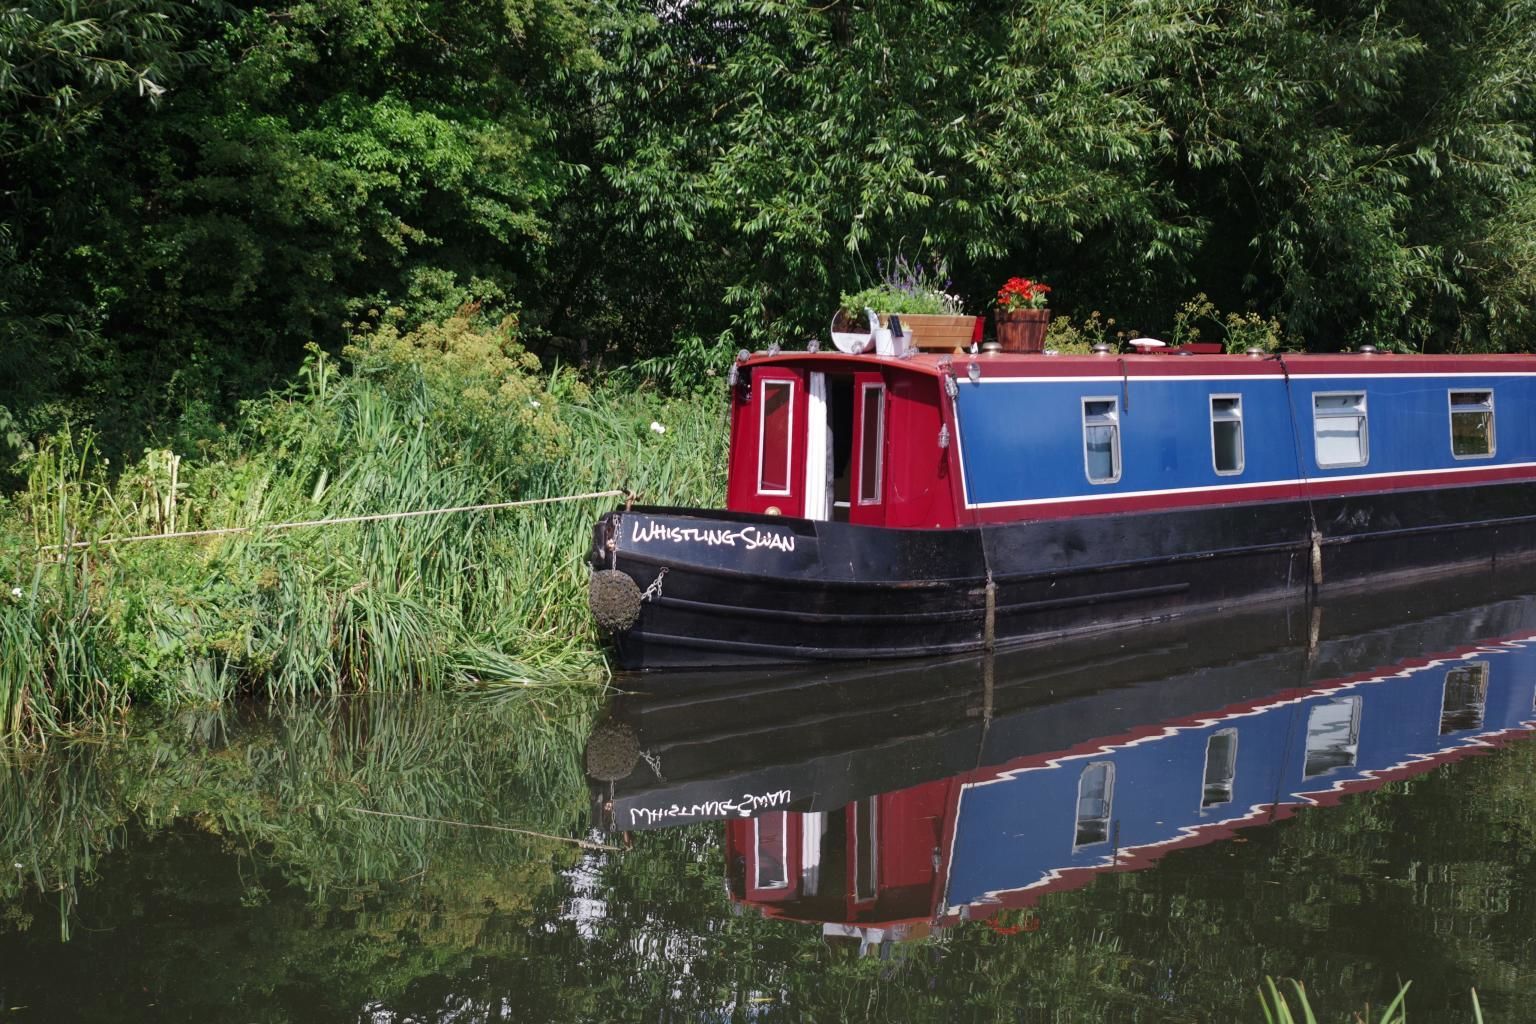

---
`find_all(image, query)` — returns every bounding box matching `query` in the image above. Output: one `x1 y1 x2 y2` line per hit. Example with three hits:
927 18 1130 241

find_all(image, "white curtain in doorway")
804 372 831 520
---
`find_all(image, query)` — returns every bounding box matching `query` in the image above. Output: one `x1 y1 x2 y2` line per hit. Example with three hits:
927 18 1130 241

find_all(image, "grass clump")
1259 977 1489 1023
0 310 726 740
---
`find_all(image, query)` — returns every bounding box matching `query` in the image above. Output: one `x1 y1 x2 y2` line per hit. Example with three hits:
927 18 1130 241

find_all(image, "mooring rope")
39 489 629 552
343 806 620 852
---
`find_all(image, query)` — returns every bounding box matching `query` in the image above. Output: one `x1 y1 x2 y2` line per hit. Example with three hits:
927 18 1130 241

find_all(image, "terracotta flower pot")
996 308 1050 353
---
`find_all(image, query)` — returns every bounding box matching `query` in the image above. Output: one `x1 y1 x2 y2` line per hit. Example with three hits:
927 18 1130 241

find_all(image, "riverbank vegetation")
3 0 1535 730
0 314 726 739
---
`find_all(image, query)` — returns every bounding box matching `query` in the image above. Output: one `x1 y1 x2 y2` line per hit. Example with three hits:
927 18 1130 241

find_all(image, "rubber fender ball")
589 569 643 633
584 720 641 782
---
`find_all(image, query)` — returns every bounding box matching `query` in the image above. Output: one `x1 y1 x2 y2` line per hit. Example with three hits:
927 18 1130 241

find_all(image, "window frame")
1201 728 1239 809
1448 389 1496 460
752 812 790 891
1073 761 1116 849
1440 662 1490 734
1312 391 1370 469
1209 394 1245 476
857 382 886 506
1302 696 1362 778
1081 396 1123 485
756 379 796 496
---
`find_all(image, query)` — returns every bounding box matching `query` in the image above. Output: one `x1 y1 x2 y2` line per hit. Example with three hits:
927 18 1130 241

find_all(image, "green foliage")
0 0 597 462
1259 977 1409 1024
839 253 966 318
588 0 1536 356
1045 310 1128 354
5 0 1536 466
1040 295 1291 354
840 285 951 318
0 0 196 156
0 314 726 738
622 333 741 395
1172 294 1293 354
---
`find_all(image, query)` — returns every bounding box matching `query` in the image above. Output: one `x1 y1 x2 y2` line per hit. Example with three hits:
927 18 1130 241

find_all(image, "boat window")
757 380 795 495
1449 390 1495 459
852 798 878 901
1202 729 1239 807
1303 697 1361 777
1210 396 1244 475
1074 761 1115 847
858 383 885 505
1440 663 1489 734
1082 398 1122 484
1313 392 1369 468
753 812 790 890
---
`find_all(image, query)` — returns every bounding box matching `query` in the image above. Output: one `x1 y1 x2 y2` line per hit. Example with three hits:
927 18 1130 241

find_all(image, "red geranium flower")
996 277 1051 312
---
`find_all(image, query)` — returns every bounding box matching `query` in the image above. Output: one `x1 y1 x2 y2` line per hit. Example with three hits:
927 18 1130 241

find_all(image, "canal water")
4 575 1536 1022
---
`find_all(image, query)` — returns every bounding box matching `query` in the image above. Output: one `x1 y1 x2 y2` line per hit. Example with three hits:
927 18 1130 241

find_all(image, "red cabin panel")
728 812 804 903
875 782 953 889
727 367 808 518
884 374 959 528
724 357 959 528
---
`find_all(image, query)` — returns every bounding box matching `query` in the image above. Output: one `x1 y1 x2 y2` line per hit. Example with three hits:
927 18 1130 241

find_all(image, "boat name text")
629 519 797 553
628 789 794 826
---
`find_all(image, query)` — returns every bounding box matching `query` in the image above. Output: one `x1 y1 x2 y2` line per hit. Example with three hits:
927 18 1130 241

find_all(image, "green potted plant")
834 256 977 352
995 277 1051 353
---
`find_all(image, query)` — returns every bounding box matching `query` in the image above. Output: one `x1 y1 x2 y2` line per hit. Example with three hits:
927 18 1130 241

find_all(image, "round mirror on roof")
830 310 874 354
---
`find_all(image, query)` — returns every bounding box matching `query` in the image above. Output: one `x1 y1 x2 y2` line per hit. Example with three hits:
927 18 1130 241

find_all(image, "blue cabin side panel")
1286 374 1536 477
942 645 1536 912
942 710 1295 909
953 373 1536 508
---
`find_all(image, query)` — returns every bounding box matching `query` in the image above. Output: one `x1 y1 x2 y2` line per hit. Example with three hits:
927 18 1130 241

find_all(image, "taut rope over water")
343 806 620 852
39 489 630 552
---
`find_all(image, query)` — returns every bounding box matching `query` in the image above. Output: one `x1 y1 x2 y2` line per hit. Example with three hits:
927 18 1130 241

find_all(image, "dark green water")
5 579 1536 1022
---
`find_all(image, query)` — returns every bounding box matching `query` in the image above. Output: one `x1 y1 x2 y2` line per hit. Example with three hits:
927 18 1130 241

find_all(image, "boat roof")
739 350 1536 379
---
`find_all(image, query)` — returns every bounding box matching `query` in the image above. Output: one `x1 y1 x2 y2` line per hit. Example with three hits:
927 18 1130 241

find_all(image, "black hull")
588 574 1536 830
588 480 1536 670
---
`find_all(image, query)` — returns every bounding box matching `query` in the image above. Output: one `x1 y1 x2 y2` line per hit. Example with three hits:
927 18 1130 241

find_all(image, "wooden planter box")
884 313 979 352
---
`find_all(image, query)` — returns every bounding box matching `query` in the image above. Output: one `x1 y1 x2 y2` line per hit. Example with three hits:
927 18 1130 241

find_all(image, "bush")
0 314 727 739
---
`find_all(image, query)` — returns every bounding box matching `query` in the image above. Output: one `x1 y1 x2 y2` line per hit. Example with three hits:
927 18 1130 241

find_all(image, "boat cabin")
725 355 956 528
723 348 1536 529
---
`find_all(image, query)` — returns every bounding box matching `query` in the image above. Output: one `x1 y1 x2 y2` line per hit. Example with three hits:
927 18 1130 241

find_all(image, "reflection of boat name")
629 519 796 553
628 789 793 826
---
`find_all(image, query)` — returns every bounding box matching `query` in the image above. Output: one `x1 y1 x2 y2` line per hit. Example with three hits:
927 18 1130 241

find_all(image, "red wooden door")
742 811 801 903
727 367 806 517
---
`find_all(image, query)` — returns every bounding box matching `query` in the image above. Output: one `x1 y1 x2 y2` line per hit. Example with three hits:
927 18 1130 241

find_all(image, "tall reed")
0 313 727 738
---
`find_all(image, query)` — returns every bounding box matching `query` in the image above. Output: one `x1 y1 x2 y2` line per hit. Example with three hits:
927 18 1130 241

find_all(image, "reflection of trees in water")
555 743 1536 1024
0 690 596 939
3 698 1536 1021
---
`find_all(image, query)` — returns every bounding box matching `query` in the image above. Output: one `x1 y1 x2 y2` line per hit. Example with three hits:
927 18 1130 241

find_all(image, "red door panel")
727 368 807 516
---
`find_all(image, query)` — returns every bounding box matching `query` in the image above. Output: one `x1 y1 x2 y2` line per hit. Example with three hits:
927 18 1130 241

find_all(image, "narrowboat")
728 619 1536 939
585 577 1536 942
588 344 1536 669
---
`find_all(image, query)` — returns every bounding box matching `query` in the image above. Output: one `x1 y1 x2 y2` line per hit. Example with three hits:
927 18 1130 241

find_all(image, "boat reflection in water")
585 577 1536 948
